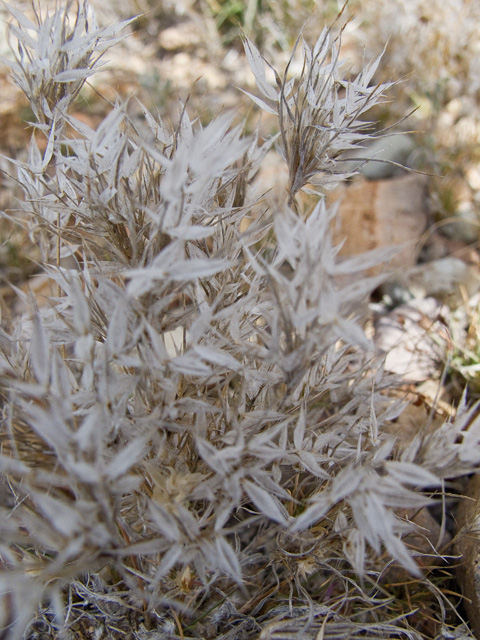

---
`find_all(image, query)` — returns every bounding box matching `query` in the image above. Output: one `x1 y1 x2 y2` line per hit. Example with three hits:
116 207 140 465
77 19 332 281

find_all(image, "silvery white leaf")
32 492 82 538
290 494 330 532
8 23 37 51
149 503 181 541
215 536 243 582
168 225 215 241
296 450 330 479
3 3 37 31
74 334 94 360
105 302 128 355
242 38 278 101
169 354 213 377
385 461 440 488
238 88 278 115
154 544 184 580
70 276 91 334
106 438 147 480
194 346 241 372
243 480 288 526
384 532 421 577
293 410 306 450
53 68 100 82
30 312 49 386
335 318 371 350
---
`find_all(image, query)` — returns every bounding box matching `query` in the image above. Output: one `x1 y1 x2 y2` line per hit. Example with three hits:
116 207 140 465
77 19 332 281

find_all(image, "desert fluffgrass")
0 2 478 639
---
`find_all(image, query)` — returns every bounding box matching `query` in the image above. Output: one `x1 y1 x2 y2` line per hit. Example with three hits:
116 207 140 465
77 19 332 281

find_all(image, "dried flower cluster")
242 26 391 200
0 2 479 639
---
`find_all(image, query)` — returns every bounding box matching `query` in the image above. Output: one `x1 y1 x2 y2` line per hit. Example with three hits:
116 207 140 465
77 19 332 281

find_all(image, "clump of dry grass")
241 23 392 202
0 2 478 639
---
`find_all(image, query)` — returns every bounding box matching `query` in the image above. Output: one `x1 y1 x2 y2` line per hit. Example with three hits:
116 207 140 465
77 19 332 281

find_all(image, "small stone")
442 208 479 244
374 297 450 382
361 134 417 180
466 165 480 191
332 174 429 275
397 257 480 307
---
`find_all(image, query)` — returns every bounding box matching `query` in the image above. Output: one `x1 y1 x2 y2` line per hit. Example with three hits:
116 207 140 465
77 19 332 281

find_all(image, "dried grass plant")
0 2 479 638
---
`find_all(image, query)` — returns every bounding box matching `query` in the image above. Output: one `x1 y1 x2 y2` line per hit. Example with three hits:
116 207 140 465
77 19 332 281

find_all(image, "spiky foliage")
2 0 134 127
0 3 478 639
242 27 391 201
